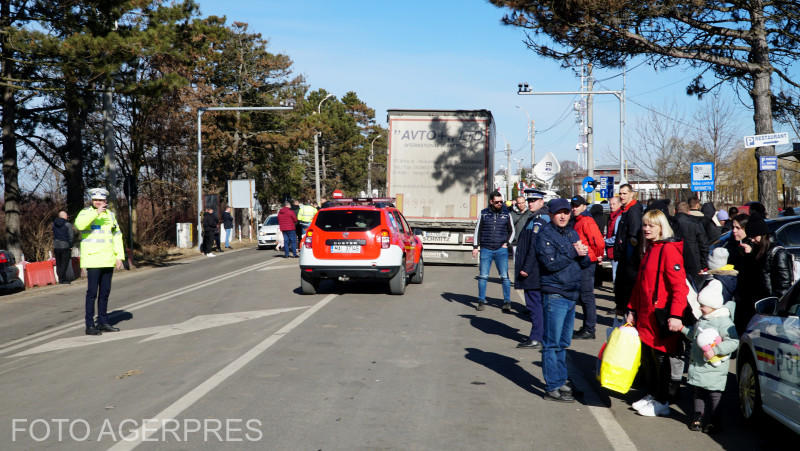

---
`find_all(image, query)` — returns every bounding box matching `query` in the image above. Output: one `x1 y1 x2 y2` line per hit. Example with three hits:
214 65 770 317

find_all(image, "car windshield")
314 210 381 231
264 216 278 226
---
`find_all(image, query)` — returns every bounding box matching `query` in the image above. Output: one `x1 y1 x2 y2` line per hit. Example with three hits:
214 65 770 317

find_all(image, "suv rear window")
314 210 381 231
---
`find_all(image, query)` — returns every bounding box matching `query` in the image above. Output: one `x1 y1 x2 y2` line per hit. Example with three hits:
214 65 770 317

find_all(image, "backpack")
768 245 800 284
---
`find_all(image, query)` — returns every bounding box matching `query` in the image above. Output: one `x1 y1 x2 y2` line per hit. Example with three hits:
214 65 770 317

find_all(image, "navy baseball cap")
570 195 588 206
548 198 571 213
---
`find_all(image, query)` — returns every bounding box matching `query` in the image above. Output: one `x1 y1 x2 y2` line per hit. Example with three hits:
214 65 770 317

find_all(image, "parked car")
737 280 800 434
711 215 800 258
298 198 423 295
0 250 24 294
257 214 280 250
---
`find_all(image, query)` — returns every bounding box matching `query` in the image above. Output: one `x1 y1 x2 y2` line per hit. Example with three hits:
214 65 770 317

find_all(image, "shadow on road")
464 347 545 396
459 314 527 343
107 310 133 326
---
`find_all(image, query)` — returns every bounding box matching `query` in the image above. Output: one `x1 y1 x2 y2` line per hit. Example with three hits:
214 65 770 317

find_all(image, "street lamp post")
314 94 335 205
196 104 294 251
517 82 626 185
368 134 381 196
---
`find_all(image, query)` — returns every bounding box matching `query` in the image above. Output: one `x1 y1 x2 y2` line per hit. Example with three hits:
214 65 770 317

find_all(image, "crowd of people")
472 185 796 432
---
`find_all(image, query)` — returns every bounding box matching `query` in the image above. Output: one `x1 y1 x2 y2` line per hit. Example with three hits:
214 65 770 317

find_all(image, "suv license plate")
331 245 361 253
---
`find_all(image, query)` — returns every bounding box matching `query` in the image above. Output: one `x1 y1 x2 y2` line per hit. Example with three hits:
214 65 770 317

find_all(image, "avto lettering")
393 129 484 142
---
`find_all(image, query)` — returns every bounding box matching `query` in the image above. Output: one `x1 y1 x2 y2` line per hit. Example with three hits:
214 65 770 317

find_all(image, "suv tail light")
380 230 390 249
304 230 313 248
0 252 7 264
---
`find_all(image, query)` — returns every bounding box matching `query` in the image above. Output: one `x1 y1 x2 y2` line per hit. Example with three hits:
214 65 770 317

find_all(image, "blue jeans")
542 293 575 392
282 231 298 257
477 247 510 303
224 228 232 248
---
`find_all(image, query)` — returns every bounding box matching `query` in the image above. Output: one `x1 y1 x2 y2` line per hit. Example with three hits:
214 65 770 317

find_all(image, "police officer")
515 189 549 348
75 188 125 335
297 200 318 239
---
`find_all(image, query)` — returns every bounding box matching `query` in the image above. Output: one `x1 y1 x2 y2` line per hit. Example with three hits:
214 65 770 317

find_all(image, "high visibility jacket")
75 207 125 268
297 204 317 223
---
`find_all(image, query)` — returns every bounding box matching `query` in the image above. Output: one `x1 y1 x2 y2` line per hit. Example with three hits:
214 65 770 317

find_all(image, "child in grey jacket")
681 279 739 434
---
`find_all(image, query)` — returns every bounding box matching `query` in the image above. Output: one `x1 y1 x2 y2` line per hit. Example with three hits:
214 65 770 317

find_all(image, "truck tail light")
304 230 313 249
380 230 390 249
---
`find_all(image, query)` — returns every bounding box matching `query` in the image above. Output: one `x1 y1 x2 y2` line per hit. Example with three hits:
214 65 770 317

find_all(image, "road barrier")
24 260 56 288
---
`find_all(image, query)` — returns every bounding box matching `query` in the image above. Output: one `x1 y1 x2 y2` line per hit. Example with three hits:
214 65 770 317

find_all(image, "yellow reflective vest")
297 204 317 223
75 207 125 268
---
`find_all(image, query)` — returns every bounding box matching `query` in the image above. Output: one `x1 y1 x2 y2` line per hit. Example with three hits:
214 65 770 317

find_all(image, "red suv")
298 198 423 295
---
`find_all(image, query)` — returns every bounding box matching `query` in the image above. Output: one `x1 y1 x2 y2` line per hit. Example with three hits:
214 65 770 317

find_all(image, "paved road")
0 249 793 449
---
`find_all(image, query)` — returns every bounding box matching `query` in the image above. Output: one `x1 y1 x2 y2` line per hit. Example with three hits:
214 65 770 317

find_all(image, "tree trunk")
1 0 22 260
750 9 778 216
64 83 85 215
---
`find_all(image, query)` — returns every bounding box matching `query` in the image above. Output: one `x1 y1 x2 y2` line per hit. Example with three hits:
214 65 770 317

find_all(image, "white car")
258 214 280 249
737 281 800 434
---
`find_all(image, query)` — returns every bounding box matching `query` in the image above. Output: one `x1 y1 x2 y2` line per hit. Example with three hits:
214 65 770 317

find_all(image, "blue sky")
197 0 787 174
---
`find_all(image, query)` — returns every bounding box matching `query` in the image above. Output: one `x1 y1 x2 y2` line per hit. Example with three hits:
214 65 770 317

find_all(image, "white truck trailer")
386 109 495 264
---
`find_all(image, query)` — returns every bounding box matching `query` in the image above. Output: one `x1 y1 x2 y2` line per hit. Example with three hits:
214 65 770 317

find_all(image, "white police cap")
89 187 109 200
524 188 545 200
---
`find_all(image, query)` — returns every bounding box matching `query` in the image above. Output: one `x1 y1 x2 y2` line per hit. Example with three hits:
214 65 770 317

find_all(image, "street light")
368 134 381 196
517 81 625 184
314 93 335 205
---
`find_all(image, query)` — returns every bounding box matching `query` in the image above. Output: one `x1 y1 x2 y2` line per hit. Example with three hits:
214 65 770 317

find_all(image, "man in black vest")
472 191 515 312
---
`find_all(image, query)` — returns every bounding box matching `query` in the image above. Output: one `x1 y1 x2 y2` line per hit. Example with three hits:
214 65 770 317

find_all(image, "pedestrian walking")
297 200 318 242
535 198 590 402
613 184 643 314
222 207 234 249
472 191 515 312
514 189 548 349
74 188 125 335
53 210 73 284
201 207 217 257
278 201 299 258
626 209 689 417
682 280 738 433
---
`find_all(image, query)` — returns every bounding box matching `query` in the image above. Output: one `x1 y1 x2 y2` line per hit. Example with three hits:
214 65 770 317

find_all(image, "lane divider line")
108 293 337 451
0 258 282 355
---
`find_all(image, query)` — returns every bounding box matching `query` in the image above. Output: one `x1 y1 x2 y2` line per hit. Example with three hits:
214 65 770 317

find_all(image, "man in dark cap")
535 198 591 402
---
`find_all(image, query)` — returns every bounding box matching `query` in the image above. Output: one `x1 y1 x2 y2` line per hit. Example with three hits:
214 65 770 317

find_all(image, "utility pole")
506 142 512 199
586 64 594 178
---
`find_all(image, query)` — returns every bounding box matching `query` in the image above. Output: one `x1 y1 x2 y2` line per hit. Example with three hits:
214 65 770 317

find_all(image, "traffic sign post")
690 162 715 192
582 176 596 193
743 132 789 148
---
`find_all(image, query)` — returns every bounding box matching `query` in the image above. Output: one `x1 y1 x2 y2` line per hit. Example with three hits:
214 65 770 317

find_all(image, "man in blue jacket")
514 189 548 349
472 191 515 312
536 198 590 402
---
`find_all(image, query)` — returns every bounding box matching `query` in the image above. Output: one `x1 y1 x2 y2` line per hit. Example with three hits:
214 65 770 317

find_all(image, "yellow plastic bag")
600 324 641 394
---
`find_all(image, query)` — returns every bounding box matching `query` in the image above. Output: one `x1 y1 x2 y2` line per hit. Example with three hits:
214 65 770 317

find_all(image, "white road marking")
10 307 308 357
515 289 637 451
0 258 282 356
257 264 297 271
108 293 337 451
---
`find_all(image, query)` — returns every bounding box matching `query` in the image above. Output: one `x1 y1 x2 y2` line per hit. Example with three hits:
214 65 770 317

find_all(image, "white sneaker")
632 394 654 411
637 400 670 417
207 253 216 257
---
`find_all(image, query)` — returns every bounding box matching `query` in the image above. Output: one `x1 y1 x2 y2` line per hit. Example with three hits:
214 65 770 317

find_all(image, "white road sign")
743 132 789 148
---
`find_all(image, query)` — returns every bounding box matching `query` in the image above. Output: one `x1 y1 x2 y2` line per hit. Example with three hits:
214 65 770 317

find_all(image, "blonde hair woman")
625 209 688 417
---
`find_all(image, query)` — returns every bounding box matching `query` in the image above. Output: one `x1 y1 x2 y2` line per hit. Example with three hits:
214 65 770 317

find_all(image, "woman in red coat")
625 209 688 417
